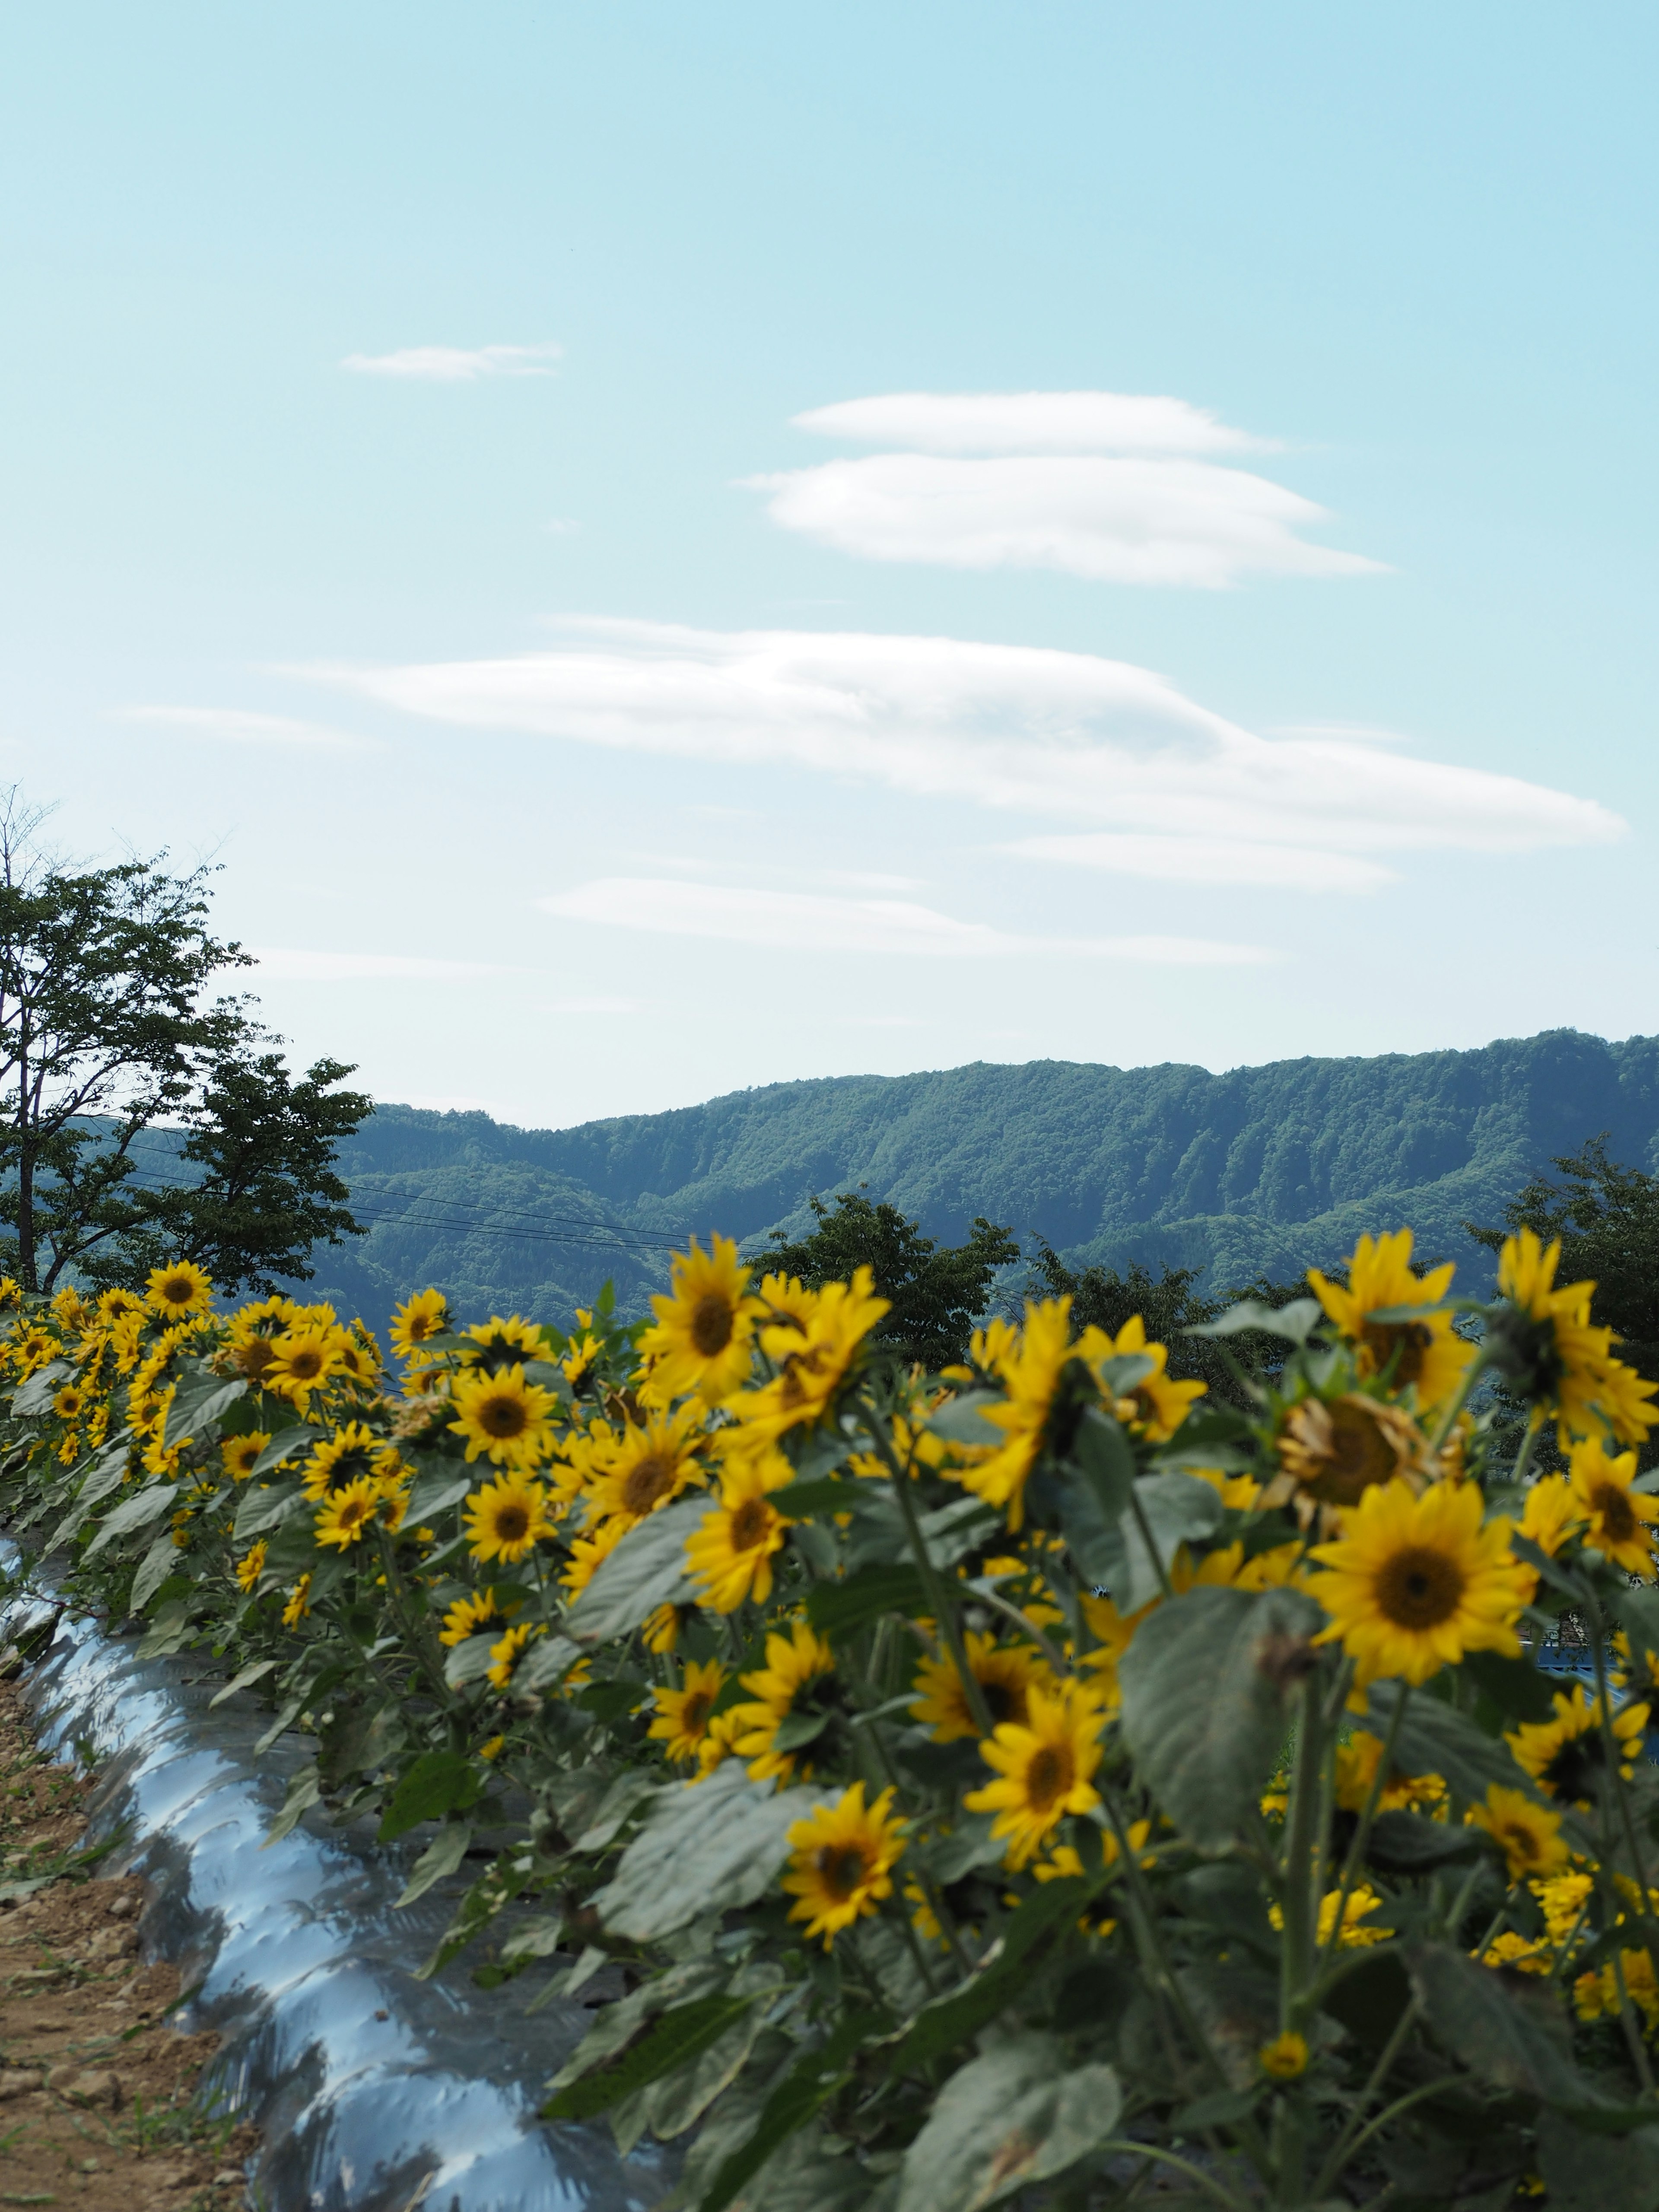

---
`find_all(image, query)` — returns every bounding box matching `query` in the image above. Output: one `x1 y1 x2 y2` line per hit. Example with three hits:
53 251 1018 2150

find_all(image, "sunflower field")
6 1229 1659 2209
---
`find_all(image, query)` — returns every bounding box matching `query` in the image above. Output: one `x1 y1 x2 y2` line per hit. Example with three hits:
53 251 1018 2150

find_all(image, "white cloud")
340 343 562 382
543 996 641 1014
793 390 1272 456
750 453 1379 588
121 706 377 750
1005 833 1397 894
758 388 1374 588
249 949 511 982
316 620 1623 885
540 877 1266 965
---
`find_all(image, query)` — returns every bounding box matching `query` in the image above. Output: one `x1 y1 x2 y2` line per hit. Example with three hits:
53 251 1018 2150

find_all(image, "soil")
0 1676 259 2211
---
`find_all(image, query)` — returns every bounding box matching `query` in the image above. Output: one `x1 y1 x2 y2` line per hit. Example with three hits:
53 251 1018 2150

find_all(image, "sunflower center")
340 1497 370 1529
1322 1403 1401 1500
1542 1732 1605 1802
622 1452 678 1515
1591 1482 1638 1545
1502 1820 1543 1865
479 1394 529 1439
982 1677 1023 1726
1362 1318 1432 1386
1375 1543 1465 1630
288 1350 324 1380
325 1451 372 1491
1026 1743 1074 1814
236 1339 277 1380
690 1292 735 1358
493 1502 531 1543
161 1276 195 1305
683 1691 713 1735
814 1843 868 1901
729 1497 772 1550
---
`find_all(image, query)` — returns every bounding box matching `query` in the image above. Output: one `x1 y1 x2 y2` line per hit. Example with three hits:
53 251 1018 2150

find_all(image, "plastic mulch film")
0 1546 673 2212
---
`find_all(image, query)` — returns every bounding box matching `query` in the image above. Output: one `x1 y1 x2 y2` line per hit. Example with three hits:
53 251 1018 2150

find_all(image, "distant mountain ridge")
299 1028 1659 1343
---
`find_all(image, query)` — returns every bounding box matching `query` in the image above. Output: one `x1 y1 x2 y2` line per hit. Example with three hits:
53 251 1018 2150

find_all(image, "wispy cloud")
314 620 1624 890
1004 833 1397 894
340 343 562 382
752 388 1374 588
249 949 512 982
539 877 1267 964
121 706 378 750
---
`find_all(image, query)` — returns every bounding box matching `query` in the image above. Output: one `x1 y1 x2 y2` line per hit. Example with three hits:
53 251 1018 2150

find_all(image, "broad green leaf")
883 1876 1097 2077
1367 1686 1540 1802
1119 1584 1323 1848
895 2039 1122 2212
378 1749 483 1840
1065 1404 1135 1519
1086 1471 1224 1615
915 1494 1000 1569
594 1761 833 1943
209 1657 279 1708
404 1461 472 1523
1366 1809 1484 1872
1536 2108 1659 2209
925 1391 1004 1447
262 1761 321 1847
232 1479 308 1545
166 1376 248 1440
570 1768 667 1851
565 1494 709 1643
1189 1297 1323 1345
515 1631 582 1693
395 1820 474 1908
416 1854 534 1980
767 1475 862 1518
642 1983 781 2145
1461 1648 1559 1723
544 1992 762 2121
696 2010 891 2212
11 1360 73 1415
443 1632 500 1689
135 1597 196 1657
547 1959 726 2093
804 1563 927 1637
45 1444 131 1550
251 1425 321 1478
1407 1941 1585 2103
127 1529 182 1616
84 1479 177 1557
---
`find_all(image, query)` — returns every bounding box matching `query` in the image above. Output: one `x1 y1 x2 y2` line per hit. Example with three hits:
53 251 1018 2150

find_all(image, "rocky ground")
0 1678 259 2211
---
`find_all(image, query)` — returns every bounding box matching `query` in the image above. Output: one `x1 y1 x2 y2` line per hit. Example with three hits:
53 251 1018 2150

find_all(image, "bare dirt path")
0 1677 259 2211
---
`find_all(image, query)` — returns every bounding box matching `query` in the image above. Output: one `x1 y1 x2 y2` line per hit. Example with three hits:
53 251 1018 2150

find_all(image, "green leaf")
926 1391 1004 1446
569 1769 667 1851
1407 1940 1585 2103
918 1811 1004 1883
594 1761 833 1944
378 1749 483 1841
443 1632 500 1689
262 1761 321 1847
166 1376 248 1439
415 1854 534 1980
575 1677 650 1725
546 1959 725 2091
395 1821 474 1908
804 1564 927 1638
641 1976 781 2143
770 1710 830 1754
767 1476 863 1518
1119 1584 1324 1848
231 1479 308 1544
209 1657 280 1709
1537 2109 1659 2209
883 1876 1098 2077
545 1993 763 2121
134 1597 196 1657
1066 1404 1136 1517
404 1462 472 1523
895 2039 1123 2212
250 1424 321 1477
1190 1297 1323 1344
11 1360 73 1415
1461 1648 1559 1723
1368 1686 1540 1802
696 2010 891 2212
1087 1471 1224 1616
83 1479 176 1557
127 1528 181 1616
514 1632 582 1693
565 1494 709 1643
45 1444 131 1550
1366 1809 1484 1872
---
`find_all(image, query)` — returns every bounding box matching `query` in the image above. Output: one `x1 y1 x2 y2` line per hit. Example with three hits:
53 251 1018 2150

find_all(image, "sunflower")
217 1430 270 1490
1467 1783 1569 1881
448 1365 557 1468
464 1471 552 1565
642 1602 683 1655
1259 2033 1309 2082
730 1621 838 1786
1081 1313 1205 1440
145 1259 213 1319
1567 1435 1659 1577
487 1622 541 1690
1269 1393 1426 1522
1307 1230 1475 1411
1517 1474 1583 1558
950 1298 1077 1532
648 1659 727 1764
964 1678 1106 1870
1506 1683 1649 1807
458 1313 552 1374
439 1586 521 1647
1481 1932 1552 1975
562 1333 602 1391
314 1477 380 1550
559 1512 629 1598
1309 1475 1529 1687
684 1445 794 1612
584 1406 709 1527
235 1540 268 1593
1614 1630 1659 1703
51 1382 85 1420
390 1288 451 1362
302 1421 387 1499
727 1268 891 1447
97 1287 144 1323
281 1574 311 1627
910 1631 1051 1743
1491 1228 1659 1447
1332 1730 1445 1815
638 1236 762 1406
264 1327 346 1410
781 1782 906 1948
225 1298 299 1384
692 1707 745 1782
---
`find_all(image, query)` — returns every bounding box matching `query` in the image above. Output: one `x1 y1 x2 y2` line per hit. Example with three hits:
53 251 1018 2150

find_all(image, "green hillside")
296 1027 1659 1341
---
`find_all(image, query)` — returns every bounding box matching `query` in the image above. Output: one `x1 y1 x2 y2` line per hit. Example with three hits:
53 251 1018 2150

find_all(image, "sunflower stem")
1125 1481 1176 1603
1588 1595 1659 2096
1091 2142 1252 2212
1280 1673 1327 2036
1509 1420 1541 1489
970 1582 1074 1678
1309 1994 1420 2201
1608 1942 1657 2099
1428 1350 1488 1456
1312 1677 1409 1999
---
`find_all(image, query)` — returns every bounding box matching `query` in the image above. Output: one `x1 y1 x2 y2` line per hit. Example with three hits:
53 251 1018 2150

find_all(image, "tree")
763 1190 1019 1371
0 794 370 1296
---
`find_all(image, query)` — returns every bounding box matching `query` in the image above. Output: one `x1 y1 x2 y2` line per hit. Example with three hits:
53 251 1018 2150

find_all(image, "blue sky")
6 4 1658 1127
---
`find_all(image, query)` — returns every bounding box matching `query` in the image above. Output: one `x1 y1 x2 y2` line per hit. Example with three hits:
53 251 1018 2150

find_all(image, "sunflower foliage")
12 1233 1659 2208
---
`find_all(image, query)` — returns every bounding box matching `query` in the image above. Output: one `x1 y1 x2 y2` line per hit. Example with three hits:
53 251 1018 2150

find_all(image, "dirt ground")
0 1677 259 2211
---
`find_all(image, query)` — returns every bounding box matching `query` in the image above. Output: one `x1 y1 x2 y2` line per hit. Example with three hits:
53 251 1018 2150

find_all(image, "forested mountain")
295 1027 1659 1341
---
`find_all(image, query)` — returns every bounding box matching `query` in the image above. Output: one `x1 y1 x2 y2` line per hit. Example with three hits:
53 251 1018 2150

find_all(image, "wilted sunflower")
684 1445 793 1612
638 1236 762 1406
439 1586 520 1647
1268 1392 1426 1525
781 1781 906 1948
1309 1475 1529 1686
448 1364 557 1468
1467 1783 1569 1881
730 1622 838 1785
145 1259 213 1320
1308 1230 1475 1411
648 1658 727 1764
1507 1683 1649 1807
314 1477 380 1550
585 1406 708 1526
1567 1435 1659 1577
910 1631 1050 1744
964 1678 1106 1870
464 1471 552 1565
390 1288 450 1363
